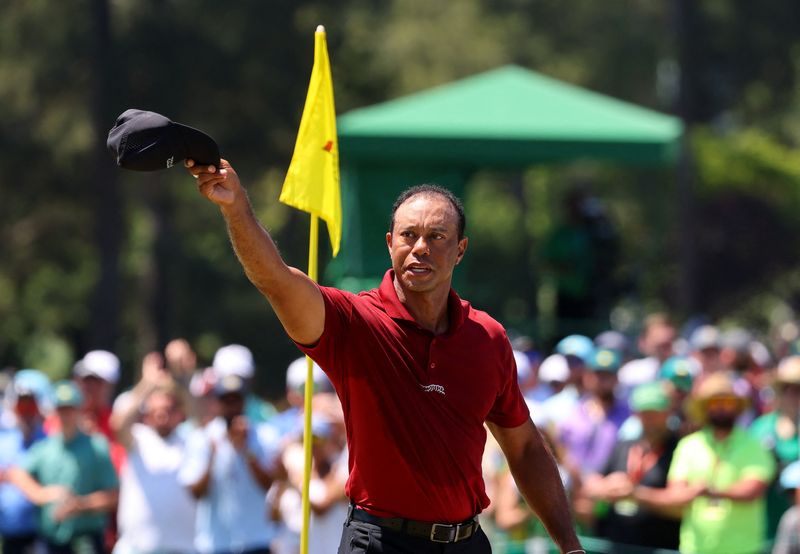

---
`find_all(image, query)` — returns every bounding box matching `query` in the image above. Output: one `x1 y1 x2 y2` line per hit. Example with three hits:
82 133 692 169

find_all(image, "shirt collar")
377 269 466 333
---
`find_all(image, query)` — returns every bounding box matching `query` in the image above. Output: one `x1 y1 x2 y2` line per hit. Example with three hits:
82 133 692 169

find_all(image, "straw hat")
686 371 749 424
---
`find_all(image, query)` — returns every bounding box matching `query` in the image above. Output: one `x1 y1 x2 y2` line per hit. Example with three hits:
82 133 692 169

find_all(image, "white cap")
513 350 532 382
74 350 121 384
286 356 329 392
690 325 721 351
538 354 569 383
212 344 255 379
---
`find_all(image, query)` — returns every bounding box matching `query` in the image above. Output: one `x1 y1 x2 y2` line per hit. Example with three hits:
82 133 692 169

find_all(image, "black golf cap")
107 109 221 171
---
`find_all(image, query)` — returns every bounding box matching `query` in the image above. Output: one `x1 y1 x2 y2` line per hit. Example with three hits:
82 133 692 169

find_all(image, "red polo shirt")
296 270 529 522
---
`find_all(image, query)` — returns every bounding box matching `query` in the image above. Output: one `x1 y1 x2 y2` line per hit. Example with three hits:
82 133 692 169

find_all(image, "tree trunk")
88 0 121 350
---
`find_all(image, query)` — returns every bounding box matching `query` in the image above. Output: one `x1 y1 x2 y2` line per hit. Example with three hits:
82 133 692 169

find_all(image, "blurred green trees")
1 0 799 394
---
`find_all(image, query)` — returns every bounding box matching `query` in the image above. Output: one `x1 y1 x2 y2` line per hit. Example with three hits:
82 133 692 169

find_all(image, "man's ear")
386 231 393 253
455 237 468 265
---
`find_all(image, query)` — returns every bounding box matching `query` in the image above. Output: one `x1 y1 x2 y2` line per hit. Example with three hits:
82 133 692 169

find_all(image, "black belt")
347 505 480 544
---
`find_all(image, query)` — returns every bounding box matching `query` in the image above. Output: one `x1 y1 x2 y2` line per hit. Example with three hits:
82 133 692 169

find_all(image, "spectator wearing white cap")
537 354 581 430
618 314 676 391
179 374 282 554
45 351 126 474
271 356 332 439
689 324 723 379
271 395 347 554
211 345 275 424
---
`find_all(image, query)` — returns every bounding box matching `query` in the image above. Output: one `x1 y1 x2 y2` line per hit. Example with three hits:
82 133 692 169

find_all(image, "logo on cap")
166 156 174 168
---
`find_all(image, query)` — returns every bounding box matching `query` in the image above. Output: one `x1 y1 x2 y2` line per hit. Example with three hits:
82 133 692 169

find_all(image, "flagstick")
300 214 319 554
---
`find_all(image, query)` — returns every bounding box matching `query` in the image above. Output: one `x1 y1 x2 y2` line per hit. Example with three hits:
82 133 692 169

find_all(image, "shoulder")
86 432 112 453
733 427 770 450
674 430 704 452
463 304 509 341
749 411 776 434
320 284 377 307
318 284 386 322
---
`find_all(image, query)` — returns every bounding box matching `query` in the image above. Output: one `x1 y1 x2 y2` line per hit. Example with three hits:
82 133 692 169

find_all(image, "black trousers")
338 519 492 553
2 533 38 554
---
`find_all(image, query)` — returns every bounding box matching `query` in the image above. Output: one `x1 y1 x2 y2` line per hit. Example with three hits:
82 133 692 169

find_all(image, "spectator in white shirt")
111 352 196 554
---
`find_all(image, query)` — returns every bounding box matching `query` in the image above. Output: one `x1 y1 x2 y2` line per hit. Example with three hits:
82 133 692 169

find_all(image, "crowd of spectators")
2 314 800 554
487 314 800 554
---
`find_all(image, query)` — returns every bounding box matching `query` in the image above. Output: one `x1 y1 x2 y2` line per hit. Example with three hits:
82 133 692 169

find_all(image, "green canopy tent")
327 64 683 291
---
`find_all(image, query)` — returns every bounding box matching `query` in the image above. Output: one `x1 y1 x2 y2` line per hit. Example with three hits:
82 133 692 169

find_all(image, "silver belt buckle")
430 523 457 543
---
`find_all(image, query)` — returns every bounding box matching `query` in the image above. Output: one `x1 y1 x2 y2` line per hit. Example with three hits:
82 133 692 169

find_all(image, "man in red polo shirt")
186 158 584 554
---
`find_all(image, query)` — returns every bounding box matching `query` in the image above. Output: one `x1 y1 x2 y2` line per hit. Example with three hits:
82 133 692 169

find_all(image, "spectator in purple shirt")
559 348 630 477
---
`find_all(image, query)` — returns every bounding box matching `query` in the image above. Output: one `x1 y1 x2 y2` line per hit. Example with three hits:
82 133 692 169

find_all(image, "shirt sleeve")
251 422 282 470
20 440 44 476
178 428 212 486
739 435 776 482
293 285 356 390
485 335 530 428
667 436 692 483
90 435 119 490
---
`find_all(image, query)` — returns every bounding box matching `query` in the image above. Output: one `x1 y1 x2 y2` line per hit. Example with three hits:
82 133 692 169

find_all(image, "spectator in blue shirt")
179 374 282 554
0 369 51 554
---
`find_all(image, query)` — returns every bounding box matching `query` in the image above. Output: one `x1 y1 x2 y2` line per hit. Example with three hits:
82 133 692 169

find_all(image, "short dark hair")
389 184 466 239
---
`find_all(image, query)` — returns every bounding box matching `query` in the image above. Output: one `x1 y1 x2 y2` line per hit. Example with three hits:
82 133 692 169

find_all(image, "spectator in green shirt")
665 372 775 554
8 381 119 554
750 356 800 540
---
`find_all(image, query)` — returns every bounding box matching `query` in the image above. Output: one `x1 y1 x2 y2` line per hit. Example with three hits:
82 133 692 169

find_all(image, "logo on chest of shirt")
420 383 446 395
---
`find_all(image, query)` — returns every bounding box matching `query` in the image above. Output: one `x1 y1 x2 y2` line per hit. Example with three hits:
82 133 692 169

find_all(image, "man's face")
386 194 467 296
143 391 183 438
218 393 245 424
78 375 112 408
584 370 617 401
638 409 670 438
705 396 741 430
694 346 722 373
14 395 41 423
56 405 80 432
642 324 676 361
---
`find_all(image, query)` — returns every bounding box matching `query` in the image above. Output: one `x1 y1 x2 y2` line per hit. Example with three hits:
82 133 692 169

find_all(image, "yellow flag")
280 25 341 257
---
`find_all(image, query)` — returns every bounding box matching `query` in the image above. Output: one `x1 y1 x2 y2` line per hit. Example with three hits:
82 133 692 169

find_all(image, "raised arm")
187 159 324 345
488 419 584 554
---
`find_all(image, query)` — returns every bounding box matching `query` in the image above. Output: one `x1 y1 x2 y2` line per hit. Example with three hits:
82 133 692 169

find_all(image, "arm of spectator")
6 467 69 506
52 488 119 522
494 469 532 531
243 449 277 491
187 159 325 346
710 478 769 502
182 438 216 499
165 338 197 385
579 472 633 503
488 419 583 554
110 351 168 449
228 415 276 491
309 459 348 516
634 479 705 513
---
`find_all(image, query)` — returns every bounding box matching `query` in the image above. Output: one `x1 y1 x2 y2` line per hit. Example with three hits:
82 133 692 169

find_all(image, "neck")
61 425 79 441
394 278 451 334
642 428 668 447
594 395 614 410
711 426 733 441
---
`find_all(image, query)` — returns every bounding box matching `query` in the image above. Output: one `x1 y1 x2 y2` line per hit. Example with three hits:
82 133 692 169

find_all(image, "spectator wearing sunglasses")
659 372 775 554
